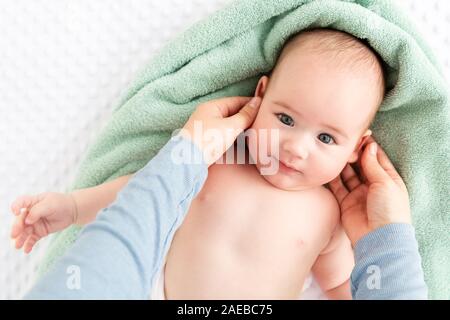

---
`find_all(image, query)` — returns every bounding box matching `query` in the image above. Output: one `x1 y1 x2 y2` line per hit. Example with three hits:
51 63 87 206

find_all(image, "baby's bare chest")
179 163 333 259
165 163 338 298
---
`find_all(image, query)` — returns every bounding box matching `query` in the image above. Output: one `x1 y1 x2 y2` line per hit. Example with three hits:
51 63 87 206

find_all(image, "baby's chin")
256 163 313 191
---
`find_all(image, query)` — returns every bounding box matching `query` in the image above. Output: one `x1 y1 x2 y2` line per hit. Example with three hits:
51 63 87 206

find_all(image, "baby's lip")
273 156 302 174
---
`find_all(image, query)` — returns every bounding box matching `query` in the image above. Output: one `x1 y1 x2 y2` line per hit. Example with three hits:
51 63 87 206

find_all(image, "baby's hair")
269 28 386 134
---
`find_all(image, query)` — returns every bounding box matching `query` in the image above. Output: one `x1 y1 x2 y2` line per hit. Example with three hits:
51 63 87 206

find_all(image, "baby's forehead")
278 47 378 83
272 52 382 113
276 29 383 82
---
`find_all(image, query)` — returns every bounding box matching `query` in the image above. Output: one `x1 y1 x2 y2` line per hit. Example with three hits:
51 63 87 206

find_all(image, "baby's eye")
276 113 294 127
318 133 336 145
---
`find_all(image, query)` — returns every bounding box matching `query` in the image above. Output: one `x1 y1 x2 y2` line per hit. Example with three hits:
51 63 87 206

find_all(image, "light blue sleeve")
25 135 208 299
351 223 428 300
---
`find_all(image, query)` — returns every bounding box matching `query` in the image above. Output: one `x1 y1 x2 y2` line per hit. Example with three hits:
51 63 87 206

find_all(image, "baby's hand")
10 192 77 253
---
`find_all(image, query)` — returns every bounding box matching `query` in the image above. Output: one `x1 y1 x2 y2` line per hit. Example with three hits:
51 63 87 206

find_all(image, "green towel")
38 0 449 299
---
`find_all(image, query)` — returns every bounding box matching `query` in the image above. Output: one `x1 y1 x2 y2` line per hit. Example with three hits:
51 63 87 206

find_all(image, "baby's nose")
282 138 309 160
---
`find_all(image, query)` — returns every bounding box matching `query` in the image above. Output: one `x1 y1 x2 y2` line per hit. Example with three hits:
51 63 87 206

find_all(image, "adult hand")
180 96 261 166
328 136 412 247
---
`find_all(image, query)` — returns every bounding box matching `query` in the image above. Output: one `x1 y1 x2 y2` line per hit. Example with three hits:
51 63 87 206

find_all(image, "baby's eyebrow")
321 123 348 139
272 100 349 139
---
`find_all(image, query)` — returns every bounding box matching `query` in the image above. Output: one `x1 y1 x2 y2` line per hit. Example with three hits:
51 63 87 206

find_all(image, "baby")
10 28 385 299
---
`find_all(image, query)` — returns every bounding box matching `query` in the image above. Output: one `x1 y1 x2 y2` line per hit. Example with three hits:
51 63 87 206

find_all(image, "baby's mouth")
272 156 302 175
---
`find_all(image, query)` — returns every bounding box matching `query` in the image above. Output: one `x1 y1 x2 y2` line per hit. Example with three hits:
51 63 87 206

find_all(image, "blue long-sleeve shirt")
351 223 428 299
25 135 428 299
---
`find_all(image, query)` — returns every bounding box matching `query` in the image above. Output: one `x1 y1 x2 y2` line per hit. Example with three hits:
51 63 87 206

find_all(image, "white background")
0 0 448 299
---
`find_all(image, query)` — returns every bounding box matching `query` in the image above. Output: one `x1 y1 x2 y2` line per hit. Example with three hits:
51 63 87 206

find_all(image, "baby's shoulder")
293 185 341 227
316 185 340 208
292 184 339 206
313 185 340 215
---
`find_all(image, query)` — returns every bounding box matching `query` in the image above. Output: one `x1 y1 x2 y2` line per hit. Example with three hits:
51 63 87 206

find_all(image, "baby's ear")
348 130 372 163
255 76 269 98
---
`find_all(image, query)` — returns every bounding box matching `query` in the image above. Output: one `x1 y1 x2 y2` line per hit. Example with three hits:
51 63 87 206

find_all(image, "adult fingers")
360 142 391 184
340 163 362 191
224 96 261 131
327 174 349 205
211 96 254 118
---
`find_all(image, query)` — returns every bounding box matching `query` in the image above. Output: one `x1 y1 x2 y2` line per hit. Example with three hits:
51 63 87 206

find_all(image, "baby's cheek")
245 132 260 165
323 161 347 183
266 131 280 157
248 115 281 158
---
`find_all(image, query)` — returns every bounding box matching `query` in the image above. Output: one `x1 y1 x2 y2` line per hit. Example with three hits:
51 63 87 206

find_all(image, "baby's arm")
311 223 354 300
10 173 134 253
71 174 134 225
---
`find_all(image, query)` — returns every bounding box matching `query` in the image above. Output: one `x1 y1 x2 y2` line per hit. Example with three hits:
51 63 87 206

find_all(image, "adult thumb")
361 142 390 184
225 96 261 131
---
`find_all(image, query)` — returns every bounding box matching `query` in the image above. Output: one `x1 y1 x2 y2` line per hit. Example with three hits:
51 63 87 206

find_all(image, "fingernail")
248 97 259 108
25 218 32 225
370 143 377 155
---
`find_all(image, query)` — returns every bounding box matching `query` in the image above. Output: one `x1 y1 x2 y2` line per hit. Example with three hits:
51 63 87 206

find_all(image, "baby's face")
248 50 378 191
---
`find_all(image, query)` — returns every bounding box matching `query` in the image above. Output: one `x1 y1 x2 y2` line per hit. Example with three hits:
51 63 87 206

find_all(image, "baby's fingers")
23 234 40 254
14 226 33 250
11 195 32 216
25 201 52 225
10 208 28 239
10 216 25 239
10 194 44 216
